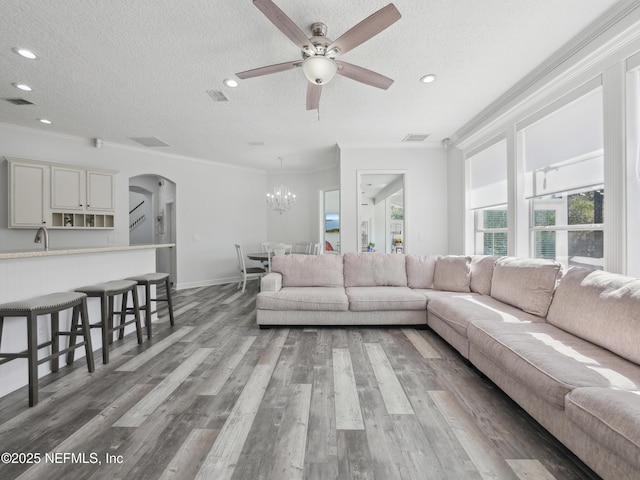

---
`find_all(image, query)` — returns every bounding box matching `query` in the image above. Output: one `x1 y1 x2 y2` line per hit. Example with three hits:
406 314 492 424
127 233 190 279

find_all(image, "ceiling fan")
236 0 401 111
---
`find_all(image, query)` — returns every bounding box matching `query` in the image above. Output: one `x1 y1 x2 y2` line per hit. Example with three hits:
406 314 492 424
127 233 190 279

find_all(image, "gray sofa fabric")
490 257 562 317
345 286 426 311
257 287 349 311
467 320 640 407
255 253 640 479
433 255 472 292
565 387 640 469
547 267 640 364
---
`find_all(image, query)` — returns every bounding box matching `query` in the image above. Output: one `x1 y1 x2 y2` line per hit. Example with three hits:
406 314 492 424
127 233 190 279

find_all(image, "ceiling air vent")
207 90 229 102
403 133 430 142
4 97 35 105
129 137 170 147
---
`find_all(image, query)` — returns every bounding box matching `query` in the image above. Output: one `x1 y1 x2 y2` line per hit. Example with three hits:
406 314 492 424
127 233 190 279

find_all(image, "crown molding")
453 0 640 151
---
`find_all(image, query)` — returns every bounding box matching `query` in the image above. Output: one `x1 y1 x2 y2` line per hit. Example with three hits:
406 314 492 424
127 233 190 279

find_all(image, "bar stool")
75 280 143 364
126 273 175 340
0 292 95 407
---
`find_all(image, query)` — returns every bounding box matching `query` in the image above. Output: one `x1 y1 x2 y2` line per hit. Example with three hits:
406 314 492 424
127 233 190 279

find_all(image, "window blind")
468 138 507 209
520 87 604 198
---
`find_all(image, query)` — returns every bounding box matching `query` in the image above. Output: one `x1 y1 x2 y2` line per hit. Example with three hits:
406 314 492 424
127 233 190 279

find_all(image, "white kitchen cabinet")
8 159 48 227
51 166 85 210
51 167 115 212
7 157 117 229
86 170 115 211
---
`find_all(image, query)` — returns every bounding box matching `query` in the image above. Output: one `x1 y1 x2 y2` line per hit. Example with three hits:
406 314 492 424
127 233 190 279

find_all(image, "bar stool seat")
126 273 174 340
75 280 143 364
0 291 95 407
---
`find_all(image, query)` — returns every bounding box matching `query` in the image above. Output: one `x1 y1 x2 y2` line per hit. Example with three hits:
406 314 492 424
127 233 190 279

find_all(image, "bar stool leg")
119 291 128 340
80 299 95 373
132 287 143 344
165 277 175 327
50 312 59 373
101 294 110 365
144 282 152 339
27 312 38 407
67 304 80 365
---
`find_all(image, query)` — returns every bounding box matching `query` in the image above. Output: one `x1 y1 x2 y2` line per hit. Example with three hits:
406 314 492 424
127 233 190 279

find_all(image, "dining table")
247 252 270 263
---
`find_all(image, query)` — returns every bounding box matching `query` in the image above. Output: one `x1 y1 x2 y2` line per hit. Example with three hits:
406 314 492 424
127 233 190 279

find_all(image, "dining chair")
272 243 292 256
294 242 312 254
261 242 272 253
265 243 292 272
234 244 267 293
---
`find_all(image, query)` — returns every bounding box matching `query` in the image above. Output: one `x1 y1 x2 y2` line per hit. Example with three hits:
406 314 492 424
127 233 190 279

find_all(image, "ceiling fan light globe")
302 56 338 85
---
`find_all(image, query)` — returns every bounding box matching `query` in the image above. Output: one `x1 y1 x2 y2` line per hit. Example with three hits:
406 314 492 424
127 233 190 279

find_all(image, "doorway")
129 175 177 284
322 188 340 253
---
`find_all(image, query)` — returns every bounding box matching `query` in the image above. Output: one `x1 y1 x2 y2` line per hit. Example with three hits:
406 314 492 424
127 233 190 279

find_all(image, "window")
531 188 604 269
475 206 508 255
468 138 508 255
519 83 604 269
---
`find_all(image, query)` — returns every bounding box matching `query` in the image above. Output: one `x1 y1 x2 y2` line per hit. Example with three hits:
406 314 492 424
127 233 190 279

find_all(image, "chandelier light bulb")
267 158 296 214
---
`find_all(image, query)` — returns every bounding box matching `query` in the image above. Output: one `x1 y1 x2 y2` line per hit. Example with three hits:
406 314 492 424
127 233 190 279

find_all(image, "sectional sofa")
256 252 640 479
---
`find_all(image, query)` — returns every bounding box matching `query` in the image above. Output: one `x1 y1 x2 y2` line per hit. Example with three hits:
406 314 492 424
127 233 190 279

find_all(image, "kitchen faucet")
34 225 49 251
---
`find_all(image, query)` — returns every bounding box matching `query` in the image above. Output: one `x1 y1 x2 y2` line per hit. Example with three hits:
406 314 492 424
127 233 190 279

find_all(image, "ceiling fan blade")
336 61 394 90
306 83 322 110
327 3 401 56
253 0 316 52
236 60 301 79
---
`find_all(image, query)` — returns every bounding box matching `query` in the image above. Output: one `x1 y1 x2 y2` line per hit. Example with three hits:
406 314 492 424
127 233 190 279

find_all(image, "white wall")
339 145 449 255
0 123 267 289
266 164 340 246
446 146 466 254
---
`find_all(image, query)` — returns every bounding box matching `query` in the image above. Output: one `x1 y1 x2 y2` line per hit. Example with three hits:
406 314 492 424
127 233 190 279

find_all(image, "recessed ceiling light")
13 83 32 92
223 78 239 88
38 118 51 124
14 48 37 59
420 74 437 84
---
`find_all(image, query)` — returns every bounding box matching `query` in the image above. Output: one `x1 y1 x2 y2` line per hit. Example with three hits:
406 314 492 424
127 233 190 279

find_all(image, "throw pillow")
433 256 471 292
406 254 439 289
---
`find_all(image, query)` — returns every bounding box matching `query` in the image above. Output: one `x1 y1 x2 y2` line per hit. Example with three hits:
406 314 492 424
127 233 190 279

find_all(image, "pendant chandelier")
267 157 296 214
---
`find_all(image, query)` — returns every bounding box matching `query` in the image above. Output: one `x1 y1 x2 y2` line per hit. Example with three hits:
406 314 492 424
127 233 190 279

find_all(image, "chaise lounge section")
256 252 640 479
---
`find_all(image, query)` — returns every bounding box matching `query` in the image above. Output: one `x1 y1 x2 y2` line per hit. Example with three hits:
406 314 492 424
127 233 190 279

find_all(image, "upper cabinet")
86 170 115 211
9 160 47 227
51 166 85 210
51 166 115 211
7 157 118 229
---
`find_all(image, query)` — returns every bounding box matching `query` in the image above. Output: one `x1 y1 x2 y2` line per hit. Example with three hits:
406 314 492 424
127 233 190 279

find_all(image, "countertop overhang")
0 243 175 260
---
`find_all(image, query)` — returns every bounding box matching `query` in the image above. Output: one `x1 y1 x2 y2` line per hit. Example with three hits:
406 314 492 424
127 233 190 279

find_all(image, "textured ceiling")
0 0 622 172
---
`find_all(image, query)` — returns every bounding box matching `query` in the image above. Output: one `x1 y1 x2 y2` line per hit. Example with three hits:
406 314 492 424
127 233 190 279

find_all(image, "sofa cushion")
343 252 407 287
467 320 640 408
413 289 479 302
433 256 471 292
257 287 349 311
490 257 562 317
470 255 499 295
406 254 439 289
428 295 545 338
547 267 640 365
271 253 344 288
566 388 640 469
345 287 426 311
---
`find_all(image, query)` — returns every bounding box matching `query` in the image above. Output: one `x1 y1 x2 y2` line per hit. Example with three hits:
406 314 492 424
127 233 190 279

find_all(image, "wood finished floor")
0 282 601 480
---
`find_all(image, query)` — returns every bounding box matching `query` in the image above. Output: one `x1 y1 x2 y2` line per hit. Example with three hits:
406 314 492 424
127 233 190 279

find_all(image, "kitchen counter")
0 243 175 400
0 243 174 260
